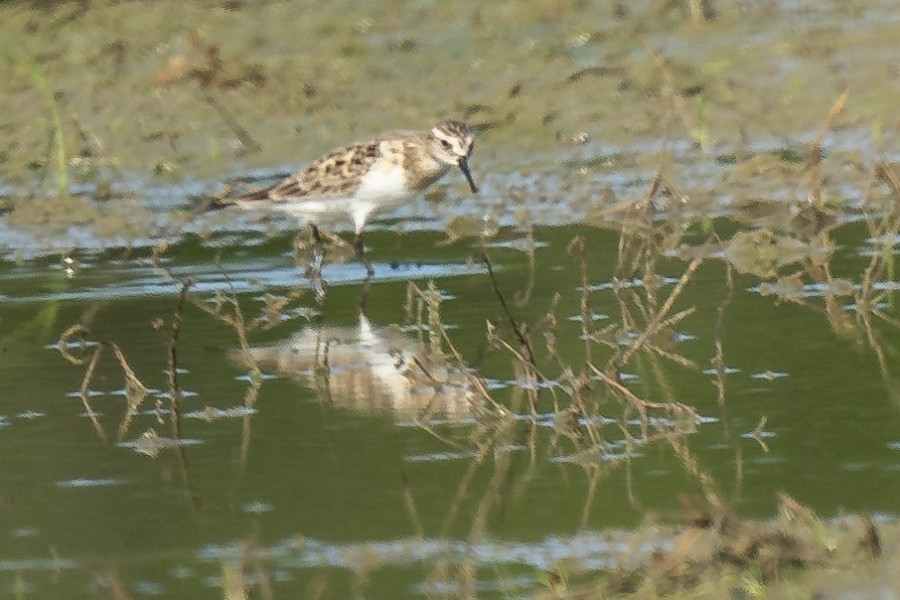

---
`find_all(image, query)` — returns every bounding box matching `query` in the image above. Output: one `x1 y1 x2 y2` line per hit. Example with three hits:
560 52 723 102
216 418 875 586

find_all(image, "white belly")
355 160 409 204
265 162 410 234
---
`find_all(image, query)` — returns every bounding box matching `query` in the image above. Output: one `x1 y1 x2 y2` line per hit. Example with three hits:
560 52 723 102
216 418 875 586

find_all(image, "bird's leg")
357 276 372 313
304 224 326 273
303 224 328 302
310 223 324 245
354 233 374 278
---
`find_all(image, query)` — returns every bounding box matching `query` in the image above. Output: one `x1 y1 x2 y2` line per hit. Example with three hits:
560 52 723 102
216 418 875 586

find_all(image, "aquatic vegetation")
3 1 900 598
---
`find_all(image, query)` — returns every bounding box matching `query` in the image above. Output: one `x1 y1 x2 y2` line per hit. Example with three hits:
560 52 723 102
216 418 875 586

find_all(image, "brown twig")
204 93 261 155
168 279 194 420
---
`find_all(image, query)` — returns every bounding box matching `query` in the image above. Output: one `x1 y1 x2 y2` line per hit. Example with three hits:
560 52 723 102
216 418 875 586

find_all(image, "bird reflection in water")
243 311 479 421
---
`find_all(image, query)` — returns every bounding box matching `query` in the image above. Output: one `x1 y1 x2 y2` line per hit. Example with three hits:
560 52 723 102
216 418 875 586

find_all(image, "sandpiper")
205 120 478 275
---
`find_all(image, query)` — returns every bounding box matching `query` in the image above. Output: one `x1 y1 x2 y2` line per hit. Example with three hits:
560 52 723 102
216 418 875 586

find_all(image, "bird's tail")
233 186 272 201
189 189 236 221
189 181 275 221
203 196 235 211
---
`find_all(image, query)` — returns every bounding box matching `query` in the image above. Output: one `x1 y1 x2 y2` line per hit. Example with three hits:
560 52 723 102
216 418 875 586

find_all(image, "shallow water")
2 214 900 597
3 1 900 598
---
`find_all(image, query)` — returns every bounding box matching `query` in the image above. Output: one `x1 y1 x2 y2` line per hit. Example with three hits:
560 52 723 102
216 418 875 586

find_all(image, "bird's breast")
403 154 451 192
355 159 410 202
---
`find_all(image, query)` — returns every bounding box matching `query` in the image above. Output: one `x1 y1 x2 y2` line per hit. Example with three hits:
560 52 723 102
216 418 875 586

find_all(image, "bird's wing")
236 139 384 203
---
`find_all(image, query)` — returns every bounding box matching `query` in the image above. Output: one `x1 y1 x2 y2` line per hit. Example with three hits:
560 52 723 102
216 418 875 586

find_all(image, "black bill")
458 157 479 194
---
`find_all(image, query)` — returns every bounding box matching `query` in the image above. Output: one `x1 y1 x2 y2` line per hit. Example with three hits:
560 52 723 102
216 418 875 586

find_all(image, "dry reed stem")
875 162 900 196
221 562 248 600
803 89 848 205
402 472 426 539
669 435 723 509
614 256 703 370
109 341 149 440
57 323 88 365
190 284 260 379
167 279 193 418
92 566 132 600
439 413 515 537
643 43 700 145
513 224 537 306
406 281 503 413
78 344 108 442
588 363 699 440
236 377 261 472
567 236 594 365
108 342 144 390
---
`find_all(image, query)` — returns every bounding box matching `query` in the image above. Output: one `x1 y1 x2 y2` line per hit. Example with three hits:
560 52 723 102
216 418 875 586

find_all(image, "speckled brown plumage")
204 120 478 275
238 141 383 202
215 121 476 208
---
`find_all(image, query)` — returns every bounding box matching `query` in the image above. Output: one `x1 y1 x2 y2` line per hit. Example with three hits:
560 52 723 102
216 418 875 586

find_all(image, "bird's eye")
440 140 452 150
